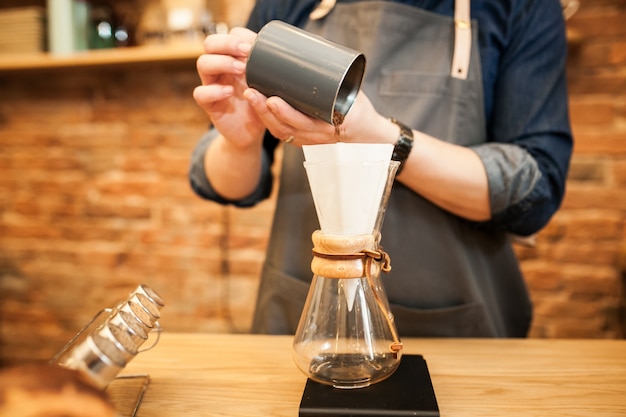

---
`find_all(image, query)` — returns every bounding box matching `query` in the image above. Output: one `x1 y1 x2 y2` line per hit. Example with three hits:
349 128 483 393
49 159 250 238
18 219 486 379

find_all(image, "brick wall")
0 0 625 365
0 63 273 364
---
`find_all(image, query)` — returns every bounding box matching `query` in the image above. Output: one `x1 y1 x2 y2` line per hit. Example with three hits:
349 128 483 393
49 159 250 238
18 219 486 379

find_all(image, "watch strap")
389 118 414 174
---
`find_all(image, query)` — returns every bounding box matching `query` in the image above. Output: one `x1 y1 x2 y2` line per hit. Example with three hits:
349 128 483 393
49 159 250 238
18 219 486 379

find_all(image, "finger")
243 88 279 123
202 33 251 57
243 89 297 140
196 54 246 86
229 27 257 44
193 84 234 109
245 89 335 144
265 96 314 128
266 96 335 137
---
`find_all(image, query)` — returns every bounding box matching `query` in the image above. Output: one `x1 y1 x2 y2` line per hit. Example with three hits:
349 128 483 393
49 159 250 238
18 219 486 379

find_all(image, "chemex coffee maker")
293 143 403 389
246 20 439 417
295 145 438 417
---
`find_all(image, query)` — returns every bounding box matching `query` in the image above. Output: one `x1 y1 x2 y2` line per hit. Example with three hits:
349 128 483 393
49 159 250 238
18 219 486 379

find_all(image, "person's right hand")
193 27 265 149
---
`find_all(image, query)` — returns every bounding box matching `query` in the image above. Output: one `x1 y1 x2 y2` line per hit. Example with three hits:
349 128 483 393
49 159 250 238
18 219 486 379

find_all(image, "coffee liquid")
333 110 345 137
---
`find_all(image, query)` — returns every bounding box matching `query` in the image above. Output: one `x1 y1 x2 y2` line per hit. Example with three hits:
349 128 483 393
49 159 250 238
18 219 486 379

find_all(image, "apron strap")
451 0 471 79
310 0 337 20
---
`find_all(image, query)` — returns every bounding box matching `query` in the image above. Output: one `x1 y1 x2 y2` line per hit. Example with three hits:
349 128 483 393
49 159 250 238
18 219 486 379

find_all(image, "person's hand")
243 89 397 146
194 26 395 148
193 27 266 148
338 90 398 145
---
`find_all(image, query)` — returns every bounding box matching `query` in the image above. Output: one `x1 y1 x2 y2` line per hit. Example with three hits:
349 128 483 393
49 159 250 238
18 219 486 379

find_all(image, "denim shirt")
190 0 572 237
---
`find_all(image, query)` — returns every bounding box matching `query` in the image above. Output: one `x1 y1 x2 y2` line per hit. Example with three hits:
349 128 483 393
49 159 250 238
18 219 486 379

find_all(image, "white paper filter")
303 143 394 236
303 143 394 310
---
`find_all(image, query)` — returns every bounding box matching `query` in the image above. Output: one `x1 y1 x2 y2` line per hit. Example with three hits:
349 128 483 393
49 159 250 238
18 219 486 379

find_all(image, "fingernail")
238 43 251 54
267 100 278 114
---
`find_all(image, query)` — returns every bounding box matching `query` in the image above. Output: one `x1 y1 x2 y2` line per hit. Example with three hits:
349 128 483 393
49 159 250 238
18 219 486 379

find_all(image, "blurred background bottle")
87 1 115 49
47 0 87 54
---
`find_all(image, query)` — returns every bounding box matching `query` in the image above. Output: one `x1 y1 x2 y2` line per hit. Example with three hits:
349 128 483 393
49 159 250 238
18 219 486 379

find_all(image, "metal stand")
109 374 152 417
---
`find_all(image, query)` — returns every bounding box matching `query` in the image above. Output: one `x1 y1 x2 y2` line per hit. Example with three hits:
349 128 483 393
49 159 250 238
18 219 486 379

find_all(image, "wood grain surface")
108 333 626 417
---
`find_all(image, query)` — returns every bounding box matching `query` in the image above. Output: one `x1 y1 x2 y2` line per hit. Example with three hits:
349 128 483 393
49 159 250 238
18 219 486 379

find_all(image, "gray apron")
251 0 532 337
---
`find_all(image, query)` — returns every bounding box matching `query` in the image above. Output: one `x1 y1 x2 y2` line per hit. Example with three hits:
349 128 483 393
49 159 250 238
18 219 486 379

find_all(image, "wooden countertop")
109 333 626 417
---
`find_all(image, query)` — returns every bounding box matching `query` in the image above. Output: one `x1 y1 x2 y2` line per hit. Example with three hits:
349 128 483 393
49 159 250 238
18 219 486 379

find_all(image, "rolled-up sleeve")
189 129 275 208
471 0 573 236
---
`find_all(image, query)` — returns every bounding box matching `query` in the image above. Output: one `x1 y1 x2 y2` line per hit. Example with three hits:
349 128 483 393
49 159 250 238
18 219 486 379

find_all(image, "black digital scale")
299 355 439 417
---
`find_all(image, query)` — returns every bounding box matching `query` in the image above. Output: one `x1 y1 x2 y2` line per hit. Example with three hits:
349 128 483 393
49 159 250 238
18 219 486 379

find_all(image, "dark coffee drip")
333 110 345 137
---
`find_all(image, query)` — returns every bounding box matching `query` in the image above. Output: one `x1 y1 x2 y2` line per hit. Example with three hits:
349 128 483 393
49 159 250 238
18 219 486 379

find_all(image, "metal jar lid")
134 284 165 309
130 292 161 322
109 309 149 346
126 300 155 330
100 322 139 361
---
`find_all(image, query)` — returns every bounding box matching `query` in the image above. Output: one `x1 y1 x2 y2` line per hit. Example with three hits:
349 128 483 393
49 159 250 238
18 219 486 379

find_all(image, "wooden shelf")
0 43 204 72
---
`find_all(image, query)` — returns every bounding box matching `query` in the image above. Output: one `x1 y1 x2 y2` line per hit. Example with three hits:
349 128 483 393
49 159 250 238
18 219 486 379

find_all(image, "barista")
189 0 573 337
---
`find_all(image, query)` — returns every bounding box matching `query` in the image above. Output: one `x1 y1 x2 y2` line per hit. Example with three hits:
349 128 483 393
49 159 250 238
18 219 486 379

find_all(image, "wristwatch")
389 118 414 174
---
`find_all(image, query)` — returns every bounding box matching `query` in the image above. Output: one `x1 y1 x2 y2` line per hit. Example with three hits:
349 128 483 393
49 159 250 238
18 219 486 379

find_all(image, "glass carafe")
293 155 402 389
